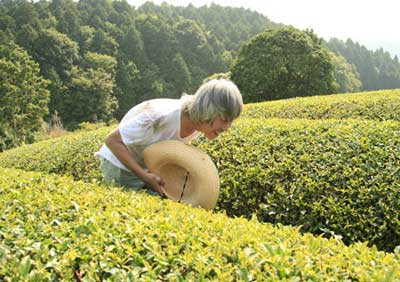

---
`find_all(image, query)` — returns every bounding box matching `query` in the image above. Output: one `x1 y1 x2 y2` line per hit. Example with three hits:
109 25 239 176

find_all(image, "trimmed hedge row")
1 168 399 281
198 118 400 252
0 126 110 182
1 118 399 251
241 89 400 121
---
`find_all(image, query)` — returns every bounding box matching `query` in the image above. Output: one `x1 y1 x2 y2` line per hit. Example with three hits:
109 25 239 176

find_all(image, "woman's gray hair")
181 79 243 123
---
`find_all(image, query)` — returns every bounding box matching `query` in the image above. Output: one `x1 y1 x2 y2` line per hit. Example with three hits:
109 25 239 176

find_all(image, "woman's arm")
105 128 165 196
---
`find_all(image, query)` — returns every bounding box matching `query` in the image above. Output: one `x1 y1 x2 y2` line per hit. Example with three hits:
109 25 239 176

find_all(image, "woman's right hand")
105 129 166 197
143 171 166 196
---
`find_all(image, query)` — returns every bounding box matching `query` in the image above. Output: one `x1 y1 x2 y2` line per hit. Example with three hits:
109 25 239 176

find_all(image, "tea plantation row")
0 126 109 182
1 117 399 251
1 168 399 281
197 118 400 252
242 89 400 121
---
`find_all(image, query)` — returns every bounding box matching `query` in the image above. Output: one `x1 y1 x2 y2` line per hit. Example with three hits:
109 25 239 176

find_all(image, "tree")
135 14 177 78
325 38 400 91
168 52 192 96
220 50 233 71
76 25 95 56
173 18 216 89
90 29 119 57
110 0 135 28
134 63 166 102
119 24 145 64
203 72 231 83
77 0 114 29
48 0 81 40
4 0 41 30
114 59 141 119
329 51 362 93
27 28 79 117
32 28 79 80
15 23 40 57
0 41 50 151
0 13 16 34
374 48 400 89
113 24 146 119
61 52 118 128
230 27 338 102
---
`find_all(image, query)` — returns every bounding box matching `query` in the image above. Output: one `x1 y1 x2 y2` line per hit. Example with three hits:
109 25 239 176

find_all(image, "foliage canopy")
231 27 338 102
0 40 49 151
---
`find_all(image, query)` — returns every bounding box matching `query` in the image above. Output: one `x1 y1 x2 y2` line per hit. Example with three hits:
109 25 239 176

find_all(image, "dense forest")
326 38 400 91
1 0 400 150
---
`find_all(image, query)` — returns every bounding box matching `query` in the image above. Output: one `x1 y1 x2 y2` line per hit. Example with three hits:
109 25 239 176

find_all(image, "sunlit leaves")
242 89 400 121
0 168 399 280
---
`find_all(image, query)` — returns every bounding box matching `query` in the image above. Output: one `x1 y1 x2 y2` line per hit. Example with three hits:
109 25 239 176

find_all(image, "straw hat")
142 140 219 210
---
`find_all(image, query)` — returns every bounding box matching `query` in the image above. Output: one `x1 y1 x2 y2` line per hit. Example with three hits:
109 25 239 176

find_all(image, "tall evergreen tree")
0 40 50 150
61 52 117 128
326 38 400 91
49 0 81 40
114 59 140 119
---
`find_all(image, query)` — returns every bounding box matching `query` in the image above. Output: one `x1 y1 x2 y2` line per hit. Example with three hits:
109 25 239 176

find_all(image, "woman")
96 78 243 196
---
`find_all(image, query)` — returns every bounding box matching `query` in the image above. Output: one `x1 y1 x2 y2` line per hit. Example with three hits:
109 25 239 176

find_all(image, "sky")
128 0 400 59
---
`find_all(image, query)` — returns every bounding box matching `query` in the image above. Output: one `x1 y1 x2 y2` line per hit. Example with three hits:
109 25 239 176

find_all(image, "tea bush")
1 118 399 251
242 89 400 121
0 126 110 182
195 118 400 252
1 168 399 281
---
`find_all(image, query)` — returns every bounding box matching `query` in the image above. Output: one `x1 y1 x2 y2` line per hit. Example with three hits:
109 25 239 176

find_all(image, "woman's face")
201 116 232 139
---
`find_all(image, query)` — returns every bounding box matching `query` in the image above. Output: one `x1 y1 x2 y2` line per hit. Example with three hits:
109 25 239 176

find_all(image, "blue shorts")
99 158 159 196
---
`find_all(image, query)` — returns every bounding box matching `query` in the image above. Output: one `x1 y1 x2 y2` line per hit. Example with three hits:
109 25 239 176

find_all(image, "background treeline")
0 0 280 130
326 38 400 91
1 0 400 150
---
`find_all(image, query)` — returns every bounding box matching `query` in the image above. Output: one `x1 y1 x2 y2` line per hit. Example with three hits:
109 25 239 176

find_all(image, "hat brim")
143 140 219 210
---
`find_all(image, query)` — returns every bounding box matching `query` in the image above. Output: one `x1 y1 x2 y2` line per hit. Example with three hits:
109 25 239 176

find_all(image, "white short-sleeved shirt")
96 98 201 171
